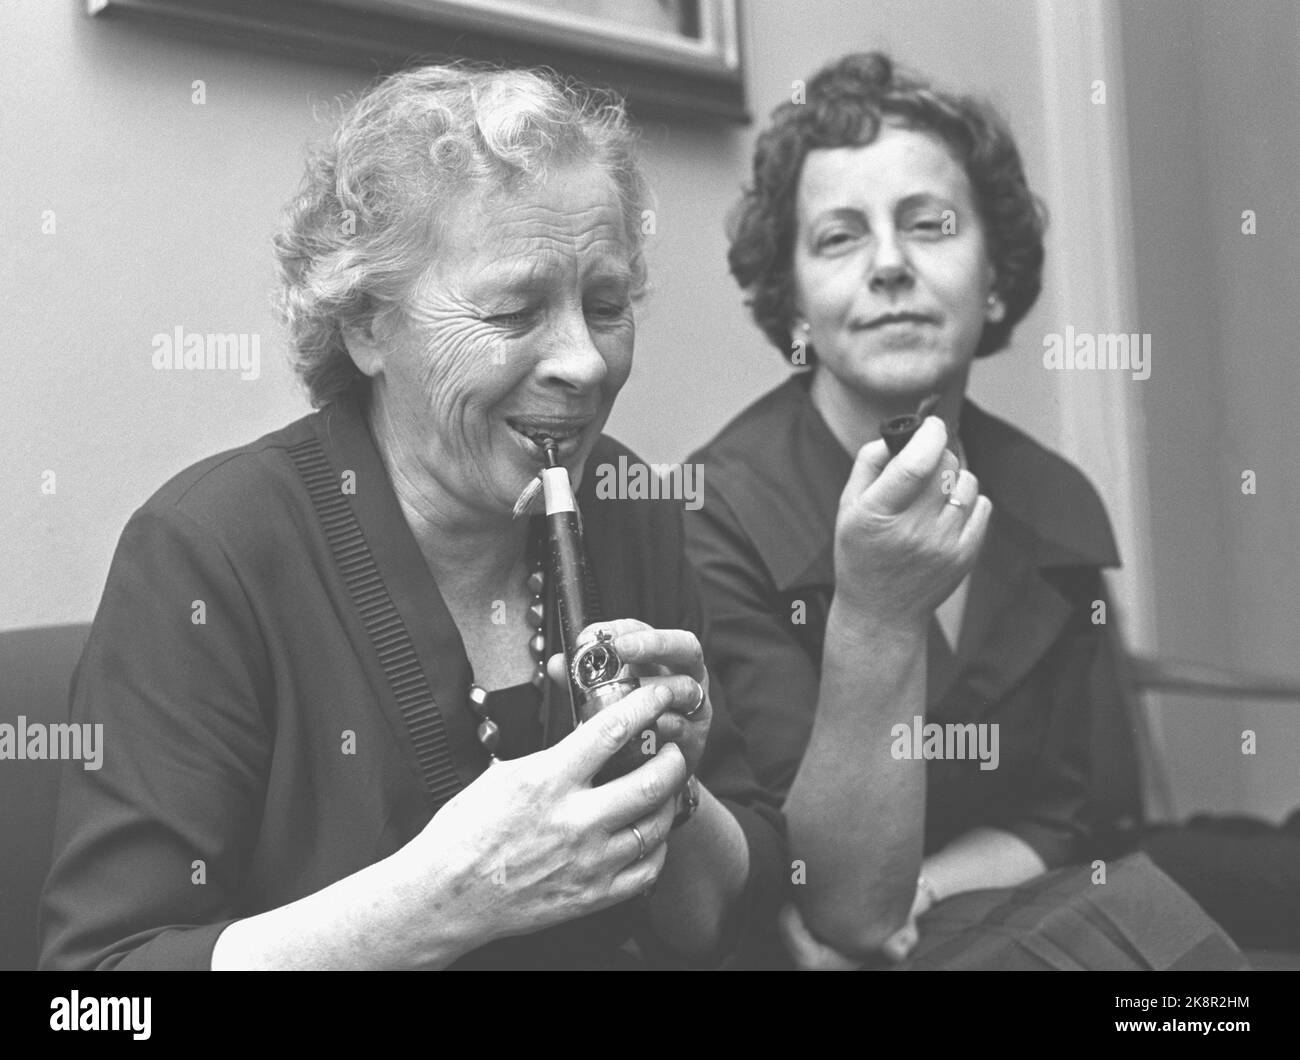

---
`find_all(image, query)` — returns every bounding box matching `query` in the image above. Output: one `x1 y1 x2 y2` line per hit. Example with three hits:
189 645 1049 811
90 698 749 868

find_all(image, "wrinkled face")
359 163 636 517
792 123 1001 401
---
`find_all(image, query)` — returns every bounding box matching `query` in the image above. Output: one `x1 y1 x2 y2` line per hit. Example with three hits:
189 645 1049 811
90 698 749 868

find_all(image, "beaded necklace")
465 523 547 762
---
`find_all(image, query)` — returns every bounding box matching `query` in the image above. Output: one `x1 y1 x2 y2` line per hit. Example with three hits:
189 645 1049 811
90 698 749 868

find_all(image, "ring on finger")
682 681 705 719
945 495 967 510
630 823 647 861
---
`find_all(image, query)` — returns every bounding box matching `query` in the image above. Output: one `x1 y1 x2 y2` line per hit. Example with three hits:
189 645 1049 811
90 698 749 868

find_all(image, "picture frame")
88 0 749 123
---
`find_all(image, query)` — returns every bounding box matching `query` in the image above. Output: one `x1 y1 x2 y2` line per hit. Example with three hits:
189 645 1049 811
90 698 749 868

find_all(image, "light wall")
1119 0 1300 821
3 1 1294 820
3 1 362 628
1 0 1062 627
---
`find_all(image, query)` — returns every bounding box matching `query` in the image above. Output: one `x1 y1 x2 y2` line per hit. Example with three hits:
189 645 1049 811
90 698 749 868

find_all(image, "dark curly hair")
728 52 1047 362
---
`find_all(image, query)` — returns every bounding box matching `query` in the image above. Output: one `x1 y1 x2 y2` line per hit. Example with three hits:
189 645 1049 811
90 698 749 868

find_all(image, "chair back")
0 624 91 970
1089 612 1149 837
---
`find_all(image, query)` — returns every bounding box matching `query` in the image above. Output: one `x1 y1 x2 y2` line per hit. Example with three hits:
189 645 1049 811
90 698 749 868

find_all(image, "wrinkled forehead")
411 165 635 296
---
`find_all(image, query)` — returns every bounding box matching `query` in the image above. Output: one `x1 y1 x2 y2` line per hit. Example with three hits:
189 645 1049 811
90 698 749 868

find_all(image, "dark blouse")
38 390 785 970
685 373 1123 870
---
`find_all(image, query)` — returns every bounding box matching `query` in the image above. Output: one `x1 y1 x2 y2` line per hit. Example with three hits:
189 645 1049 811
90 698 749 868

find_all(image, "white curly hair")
273 63 651 406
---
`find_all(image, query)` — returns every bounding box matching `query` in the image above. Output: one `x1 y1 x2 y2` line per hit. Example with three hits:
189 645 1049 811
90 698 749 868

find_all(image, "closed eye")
485 309 535 328
586 300 630 320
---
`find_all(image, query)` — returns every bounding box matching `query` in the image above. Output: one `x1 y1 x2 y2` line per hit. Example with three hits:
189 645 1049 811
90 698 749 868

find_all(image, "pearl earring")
790 319 812 364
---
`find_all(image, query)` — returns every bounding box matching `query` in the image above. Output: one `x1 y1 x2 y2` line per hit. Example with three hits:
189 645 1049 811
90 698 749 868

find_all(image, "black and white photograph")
2 0 1297 1031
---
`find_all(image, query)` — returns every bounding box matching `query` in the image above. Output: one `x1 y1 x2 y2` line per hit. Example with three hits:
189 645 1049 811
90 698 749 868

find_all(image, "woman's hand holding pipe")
549 618 712 779
833 416 991 633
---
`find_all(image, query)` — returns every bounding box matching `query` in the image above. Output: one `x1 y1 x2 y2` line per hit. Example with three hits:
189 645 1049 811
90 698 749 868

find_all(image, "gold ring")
630 824 647 861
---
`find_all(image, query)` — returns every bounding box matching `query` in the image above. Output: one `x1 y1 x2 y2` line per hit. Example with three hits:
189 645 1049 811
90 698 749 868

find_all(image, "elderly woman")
685 52 1127 966
37 64 785 970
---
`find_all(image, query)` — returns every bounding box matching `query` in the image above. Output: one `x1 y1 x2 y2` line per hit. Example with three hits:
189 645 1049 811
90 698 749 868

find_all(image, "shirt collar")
711 373 1120 594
